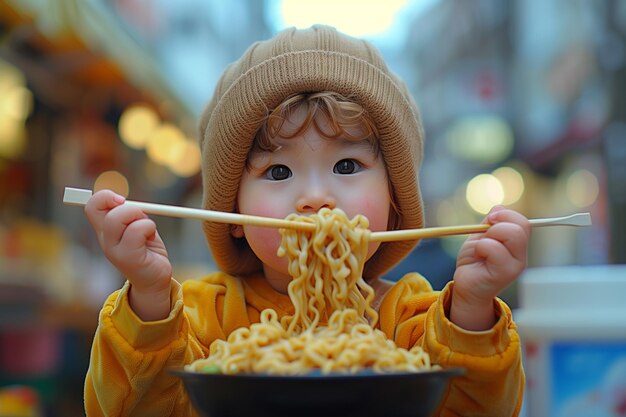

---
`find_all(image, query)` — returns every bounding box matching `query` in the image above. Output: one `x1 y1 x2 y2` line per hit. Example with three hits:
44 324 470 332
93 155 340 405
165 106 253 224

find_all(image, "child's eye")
265 164 292 181
333 159 361 175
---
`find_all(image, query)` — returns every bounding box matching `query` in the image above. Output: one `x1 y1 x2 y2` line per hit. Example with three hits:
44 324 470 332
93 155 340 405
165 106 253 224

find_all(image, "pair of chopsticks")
63 187 592 242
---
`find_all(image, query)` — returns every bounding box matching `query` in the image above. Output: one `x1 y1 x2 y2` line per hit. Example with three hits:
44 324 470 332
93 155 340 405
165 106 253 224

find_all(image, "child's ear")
231 224 245 238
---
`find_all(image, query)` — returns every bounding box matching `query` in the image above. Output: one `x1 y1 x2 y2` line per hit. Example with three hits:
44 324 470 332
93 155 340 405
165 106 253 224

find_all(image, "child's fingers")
463 206 508 243
101 204 149 249
119 218 158 250
474 237 512 265
465 206 530 245
474 237 526 283
484 222 529 263
84 190 126 232
486 207 531 262
487 208 531 236
105 218 158 265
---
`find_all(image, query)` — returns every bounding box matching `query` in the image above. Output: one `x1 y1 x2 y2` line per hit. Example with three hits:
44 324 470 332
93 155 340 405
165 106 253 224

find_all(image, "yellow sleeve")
84 273 250 417
379 274 524 417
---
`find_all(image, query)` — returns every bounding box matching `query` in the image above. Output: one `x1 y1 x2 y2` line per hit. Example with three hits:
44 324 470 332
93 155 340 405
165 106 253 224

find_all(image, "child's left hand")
450 206 531 331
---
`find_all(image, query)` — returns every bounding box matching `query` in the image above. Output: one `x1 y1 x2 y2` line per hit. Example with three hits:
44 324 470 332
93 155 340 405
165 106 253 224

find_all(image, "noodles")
279 208 376 334
187 208 434 375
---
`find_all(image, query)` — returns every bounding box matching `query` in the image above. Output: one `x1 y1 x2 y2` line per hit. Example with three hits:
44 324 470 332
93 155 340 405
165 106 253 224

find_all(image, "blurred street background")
1 0 624 415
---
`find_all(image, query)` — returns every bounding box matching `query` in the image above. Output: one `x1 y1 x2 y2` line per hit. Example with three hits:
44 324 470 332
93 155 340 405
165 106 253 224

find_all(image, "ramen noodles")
187 208 434 375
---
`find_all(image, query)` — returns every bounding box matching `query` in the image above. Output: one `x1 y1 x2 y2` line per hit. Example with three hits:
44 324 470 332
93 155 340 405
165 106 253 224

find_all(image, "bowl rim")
170 366 465 381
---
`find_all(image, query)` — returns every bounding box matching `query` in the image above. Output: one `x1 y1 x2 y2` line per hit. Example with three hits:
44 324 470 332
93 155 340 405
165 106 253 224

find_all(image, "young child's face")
235 107 391 293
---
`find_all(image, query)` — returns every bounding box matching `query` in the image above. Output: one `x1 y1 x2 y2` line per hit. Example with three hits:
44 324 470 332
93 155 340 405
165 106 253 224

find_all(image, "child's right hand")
84 190 173 320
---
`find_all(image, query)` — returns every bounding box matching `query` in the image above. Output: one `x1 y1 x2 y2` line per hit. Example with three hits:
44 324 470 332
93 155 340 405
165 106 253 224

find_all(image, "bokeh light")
0 59 31 159
278 0 410 37
146 123 186 166
446 115 514 164
169 140 201 177
119 104 160 150
0 118 27 159
466 173 504 214
93 171 130 197
566 169 599 208
492 166 525 205
1 85 33 120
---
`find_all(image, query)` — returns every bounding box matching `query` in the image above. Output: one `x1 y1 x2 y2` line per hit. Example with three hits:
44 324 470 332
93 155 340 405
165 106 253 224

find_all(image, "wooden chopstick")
63 187 315 231
63 187 591 241
369 213 592 242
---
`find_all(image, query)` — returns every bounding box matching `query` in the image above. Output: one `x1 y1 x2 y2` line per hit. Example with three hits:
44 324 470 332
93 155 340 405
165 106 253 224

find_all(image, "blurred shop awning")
0 0 194 120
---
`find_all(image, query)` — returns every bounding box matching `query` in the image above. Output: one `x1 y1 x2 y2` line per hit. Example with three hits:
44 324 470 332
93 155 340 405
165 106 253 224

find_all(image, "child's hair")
198 25 425 280
253 91 379 152
248 91 401 231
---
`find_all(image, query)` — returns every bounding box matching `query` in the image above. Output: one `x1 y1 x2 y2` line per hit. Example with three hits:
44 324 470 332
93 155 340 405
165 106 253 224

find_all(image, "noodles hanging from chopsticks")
187 208 434 375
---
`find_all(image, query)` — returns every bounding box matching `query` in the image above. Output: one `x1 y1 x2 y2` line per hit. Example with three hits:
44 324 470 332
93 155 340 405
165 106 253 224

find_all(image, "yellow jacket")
84 272 523 416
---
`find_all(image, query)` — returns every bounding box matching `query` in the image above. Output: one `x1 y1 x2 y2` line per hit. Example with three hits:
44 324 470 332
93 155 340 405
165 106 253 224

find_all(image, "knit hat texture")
198 25 424 279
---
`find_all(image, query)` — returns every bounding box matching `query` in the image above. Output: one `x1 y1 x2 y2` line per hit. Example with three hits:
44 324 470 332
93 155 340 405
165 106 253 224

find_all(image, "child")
83 25 530 416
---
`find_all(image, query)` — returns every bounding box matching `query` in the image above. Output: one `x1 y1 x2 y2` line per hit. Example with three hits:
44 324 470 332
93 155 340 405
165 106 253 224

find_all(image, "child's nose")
296 186 336 214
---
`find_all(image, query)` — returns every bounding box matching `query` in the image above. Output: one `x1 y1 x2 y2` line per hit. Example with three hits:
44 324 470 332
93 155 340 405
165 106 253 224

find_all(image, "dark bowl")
172 367 464 417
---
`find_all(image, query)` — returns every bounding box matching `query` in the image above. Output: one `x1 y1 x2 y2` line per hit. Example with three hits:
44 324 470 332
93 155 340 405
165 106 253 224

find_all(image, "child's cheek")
244 226 287 265
241 198 290 222
239 195 293 256
335 196 389 262
343 196 390 232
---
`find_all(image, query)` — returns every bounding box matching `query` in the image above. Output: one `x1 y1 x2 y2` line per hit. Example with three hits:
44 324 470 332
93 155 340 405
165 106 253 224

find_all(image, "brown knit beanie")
198 25 424 279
